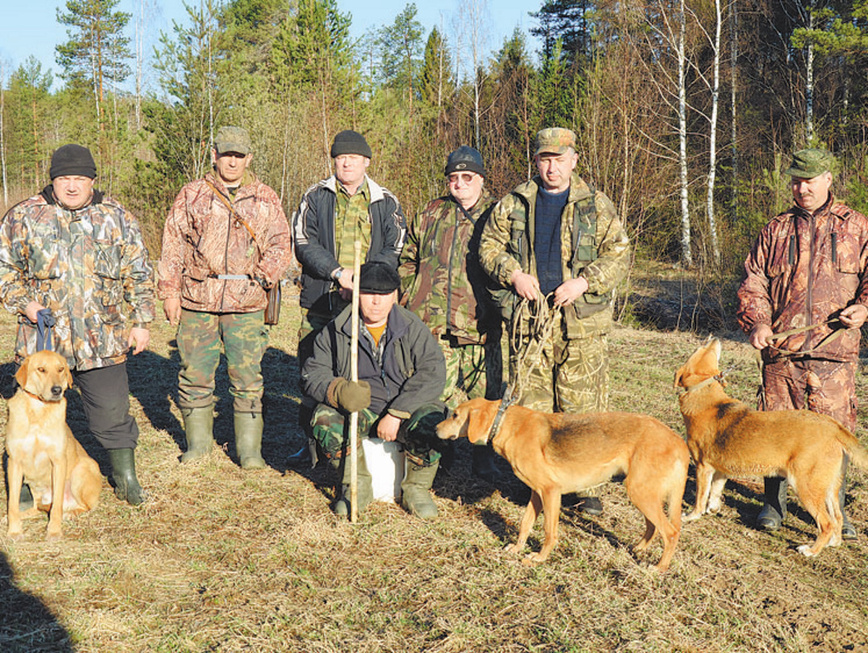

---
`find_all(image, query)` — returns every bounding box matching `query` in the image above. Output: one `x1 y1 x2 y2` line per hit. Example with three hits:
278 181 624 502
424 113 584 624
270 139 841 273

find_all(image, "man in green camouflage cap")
738 147 868 539
479 127 631 515
159 125 292 469
0 143 155 506
400 145 502 483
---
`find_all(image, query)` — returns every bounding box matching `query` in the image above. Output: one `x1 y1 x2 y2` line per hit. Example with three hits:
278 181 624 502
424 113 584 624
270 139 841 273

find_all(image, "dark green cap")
784 148 835 179
214 126 252 155
534 127 577 156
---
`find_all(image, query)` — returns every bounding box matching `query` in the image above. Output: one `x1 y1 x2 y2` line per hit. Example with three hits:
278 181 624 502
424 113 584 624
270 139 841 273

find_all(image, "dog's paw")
683 511 702 522
7 529 24 541
504 543 523 555
797 544 817 557
523 552 548 565
45 529 62 541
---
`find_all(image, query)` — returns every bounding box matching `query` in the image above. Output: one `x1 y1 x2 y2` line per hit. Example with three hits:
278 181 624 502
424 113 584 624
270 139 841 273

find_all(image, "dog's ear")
14 357 30 388
65 362 73 388
673 367 684 389
465 402 488 445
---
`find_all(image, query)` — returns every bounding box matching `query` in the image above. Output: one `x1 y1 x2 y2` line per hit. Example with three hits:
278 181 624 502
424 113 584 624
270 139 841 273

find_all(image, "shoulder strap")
204 179 262 256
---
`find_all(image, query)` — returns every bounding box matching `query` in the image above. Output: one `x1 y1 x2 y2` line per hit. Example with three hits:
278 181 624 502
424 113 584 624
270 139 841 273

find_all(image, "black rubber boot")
471 446 501 484
757 477 787 531
840 455 857 540
109 448 148 506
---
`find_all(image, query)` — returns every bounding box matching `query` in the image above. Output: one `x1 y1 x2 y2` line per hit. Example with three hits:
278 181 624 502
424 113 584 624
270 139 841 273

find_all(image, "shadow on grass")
0 551 73 652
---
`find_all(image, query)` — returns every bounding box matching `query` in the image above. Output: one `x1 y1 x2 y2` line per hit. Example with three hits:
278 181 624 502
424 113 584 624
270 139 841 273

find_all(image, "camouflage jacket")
479 172 630 339
158 171 292 313
399 190 499 344
737 196 868 362
0 186 155 371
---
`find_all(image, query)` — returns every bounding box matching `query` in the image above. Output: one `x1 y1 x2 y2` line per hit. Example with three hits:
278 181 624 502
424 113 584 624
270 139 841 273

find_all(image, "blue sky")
0 0 541 90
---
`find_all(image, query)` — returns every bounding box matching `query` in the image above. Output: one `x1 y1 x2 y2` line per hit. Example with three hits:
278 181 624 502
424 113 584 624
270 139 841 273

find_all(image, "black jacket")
301 304 445 419
291 175 406 309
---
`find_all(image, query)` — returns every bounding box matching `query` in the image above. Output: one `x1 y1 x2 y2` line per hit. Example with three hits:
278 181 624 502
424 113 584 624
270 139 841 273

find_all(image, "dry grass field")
1 295 868 652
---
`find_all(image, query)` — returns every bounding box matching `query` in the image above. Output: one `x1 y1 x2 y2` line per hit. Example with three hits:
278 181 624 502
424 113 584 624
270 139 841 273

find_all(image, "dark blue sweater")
535 186 569 295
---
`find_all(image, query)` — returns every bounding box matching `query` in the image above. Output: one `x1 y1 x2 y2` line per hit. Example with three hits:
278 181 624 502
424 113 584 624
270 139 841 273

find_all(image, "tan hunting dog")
674 337 868 556
5 350 101 539
436 398 689 572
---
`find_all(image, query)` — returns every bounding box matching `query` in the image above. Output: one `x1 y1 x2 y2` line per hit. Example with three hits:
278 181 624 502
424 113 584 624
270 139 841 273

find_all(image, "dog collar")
486 387 517 446
679 373 724 394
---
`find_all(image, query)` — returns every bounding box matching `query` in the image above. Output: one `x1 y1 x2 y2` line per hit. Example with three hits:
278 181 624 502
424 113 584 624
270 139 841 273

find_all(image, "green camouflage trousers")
310 402 447 466
177 309 269 413
510 313 608 413
761 358 857 431
440 332 503 408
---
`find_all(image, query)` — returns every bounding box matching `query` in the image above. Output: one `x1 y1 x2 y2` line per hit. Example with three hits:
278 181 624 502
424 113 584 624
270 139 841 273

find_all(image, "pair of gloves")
329 377 371 413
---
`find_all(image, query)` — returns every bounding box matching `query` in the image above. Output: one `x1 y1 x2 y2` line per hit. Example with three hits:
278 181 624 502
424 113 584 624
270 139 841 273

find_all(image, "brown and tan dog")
674 337 868 556
436 398 689 571
5 350 101 540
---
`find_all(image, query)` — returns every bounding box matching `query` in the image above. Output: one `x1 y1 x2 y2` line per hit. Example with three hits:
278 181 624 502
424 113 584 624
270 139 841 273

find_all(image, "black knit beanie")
49 144 97 180
330 130 372 159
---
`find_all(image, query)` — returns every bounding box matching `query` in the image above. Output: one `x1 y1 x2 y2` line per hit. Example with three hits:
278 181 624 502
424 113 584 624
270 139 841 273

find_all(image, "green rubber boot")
331 445 374 518
108 448 148 506
401 458 439 519
180 406 214 463
235 412 266 469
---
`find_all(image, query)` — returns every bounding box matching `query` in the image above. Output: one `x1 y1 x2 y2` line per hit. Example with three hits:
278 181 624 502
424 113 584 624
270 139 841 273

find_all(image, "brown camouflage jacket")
0 186 155 371
479 171 630 339
399 190 498 344
158 171 292 313
737 195 868 362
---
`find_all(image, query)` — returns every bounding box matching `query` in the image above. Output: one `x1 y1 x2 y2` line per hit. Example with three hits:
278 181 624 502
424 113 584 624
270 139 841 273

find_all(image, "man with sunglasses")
400 146 502 482
158 126 292 469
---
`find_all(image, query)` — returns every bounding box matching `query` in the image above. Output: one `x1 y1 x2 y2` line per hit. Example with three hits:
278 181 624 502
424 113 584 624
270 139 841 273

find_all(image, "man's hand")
839 304 868 329
749 324 775 350
553 277 589 307
128 327 150 355
511 270 540 301
24 301 46 324
163 297 182 326
377 414 402 442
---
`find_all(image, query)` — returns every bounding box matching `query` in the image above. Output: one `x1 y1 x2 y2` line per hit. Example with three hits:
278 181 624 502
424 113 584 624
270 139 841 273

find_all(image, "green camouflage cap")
534 127 577 156
214 126 252 155
784 148 835 179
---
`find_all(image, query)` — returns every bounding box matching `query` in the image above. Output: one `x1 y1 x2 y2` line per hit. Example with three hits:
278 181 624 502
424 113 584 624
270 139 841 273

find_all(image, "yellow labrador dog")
5 350 101 539
675 337 868 556
437 398 689 572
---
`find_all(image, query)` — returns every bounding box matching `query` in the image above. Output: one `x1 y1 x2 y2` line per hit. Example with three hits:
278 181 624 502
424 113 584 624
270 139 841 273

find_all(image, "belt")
210 274 251 280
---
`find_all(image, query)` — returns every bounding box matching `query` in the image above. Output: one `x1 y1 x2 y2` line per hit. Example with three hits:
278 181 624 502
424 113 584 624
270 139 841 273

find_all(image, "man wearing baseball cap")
478 127 631 515
400 146 503 483
301 261 447 519
0 143 156 506
738 148 868 538
291 130 407 457
158 125 292 469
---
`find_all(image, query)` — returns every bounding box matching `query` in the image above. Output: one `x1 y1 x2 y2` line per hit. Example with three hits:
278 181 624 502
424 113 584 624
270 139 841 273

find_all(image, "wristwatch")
331 268 343 281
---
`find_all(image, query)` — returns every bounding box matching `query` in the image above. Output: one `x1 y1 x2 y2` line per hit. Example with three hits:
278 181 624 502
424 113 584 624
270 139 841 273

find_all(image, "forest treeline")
1 0 867 279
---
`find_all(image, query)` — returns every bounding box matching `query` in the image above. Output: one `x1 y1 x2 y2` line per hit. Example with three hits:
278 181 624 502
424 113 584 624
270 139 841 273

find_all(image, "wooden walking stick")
349 241 362 523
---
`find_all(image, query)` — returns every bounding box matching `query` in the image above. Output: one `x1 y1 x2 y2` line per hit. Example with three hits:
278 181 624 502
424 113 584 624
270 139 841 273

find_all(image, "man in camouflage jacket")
158 126 292 469
737 148 868 537
400 146 502 481
0 143 155 506
479 128 630 515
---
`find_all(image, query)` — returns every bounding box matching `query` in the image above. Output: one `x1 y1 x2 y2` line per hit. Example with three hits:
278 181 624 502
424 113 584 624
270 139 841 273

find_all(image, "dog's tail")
835 425 868 469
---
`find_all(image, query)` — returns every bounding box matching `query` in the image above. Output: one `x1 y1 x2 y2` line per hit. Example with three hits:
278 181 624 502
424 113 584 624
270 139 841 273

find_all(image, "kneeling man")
301 261 446 519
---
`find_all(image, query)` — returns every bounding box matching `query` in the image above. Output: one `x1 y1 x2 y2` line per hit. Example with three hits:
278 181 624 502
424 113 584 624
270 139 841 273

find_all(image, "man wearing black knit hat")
301 261 446 519
291 130 407 459
0 144 156 507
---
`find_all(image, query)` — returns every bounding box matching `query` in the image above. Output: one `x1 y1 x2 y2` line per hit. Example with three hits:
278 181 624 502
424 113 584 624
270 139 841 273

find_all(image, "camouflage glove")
328 378 371 413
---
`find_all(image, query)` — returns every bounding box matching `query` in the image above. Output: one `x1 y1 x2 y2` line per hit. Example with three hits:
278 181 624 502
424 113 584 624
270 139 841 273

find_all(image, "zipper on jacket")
831 232 837 265
788 234 796 266
806 214 815 350
446 206 460 329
